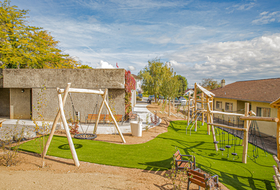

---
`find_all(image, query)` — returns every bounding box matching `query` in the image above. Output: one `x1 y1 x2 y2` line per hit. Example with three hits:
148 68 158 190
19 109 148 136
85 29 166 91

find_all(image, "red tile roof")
210 78 280 103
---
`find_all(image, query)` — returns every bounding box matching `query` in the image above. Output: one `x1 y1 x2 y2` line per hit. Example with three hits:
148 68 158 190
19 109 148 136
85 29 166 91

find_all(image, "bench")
187 168 219 190
105 114 124 125
86 114 106 123
0 119 6 128
86 114 124 124
174 150 196 173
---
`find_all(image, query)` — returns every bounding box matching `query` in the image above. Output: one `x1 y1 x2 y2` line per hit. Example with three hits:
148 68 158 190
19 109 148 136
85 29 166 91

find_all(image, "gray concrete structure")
0 69 125 122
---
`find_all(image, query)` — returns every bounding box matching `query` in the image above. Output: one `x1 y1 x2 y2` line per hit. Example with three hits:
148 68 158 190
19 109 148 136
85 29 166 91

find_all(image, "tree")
200 78 221 90
177 75 188 96
139 59 165 102
160 67 180 116
0 0 80 69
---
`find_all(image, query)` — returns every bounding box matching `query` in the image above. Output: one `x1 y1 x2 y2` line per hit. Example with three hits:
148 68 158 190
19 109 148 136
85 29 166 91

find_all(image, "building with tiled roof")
210 78 280 136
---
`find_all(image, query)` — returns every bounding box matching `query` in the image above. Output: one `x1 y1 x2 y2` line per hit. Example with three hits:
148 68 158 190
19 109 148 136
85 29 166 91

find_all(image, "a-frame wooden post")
242 103 250 164
201 92 204 126
93 89 126 143
43 83 127 167
57 92 80 167
206 96 210 135
187 95 191 124
93 89 107 135
277 108 280 160
43 83 71 159
194 83 197 131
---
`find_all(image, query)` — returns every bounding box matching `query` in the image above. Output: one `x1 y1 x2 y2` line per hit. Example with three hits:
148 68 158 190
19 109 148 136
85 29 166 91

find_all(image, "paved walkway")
0 103 160 139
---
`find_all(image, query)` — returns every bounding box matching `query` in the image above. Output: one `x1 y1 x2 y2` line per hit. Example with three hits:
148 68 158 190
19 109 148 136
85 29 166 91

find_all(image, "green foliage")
139 59 165 102
77 64 93 69
177 75 188 96
200 78 221 90
139 59 182 102
0 0 80 69
161 70 180 101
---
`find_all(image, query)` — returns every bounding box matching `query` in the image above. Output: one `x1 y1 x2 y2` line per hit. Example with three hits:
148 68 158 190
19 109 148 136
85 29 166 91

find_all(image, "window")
216 101 222 110
225 102 233 111
256 107 270 117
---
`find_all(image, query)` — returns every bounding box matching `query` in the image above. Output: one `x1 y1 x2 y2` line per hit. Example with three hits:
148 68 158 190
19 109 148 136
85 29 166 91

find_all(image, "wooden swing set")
190 83 280 164
42 83 126 167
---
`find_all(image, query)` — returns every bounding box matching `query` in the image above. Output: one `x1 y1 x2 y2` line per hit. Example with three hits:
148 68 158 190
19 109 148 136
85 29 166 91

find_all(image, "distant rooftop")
210 78 280 103
132 74 141 80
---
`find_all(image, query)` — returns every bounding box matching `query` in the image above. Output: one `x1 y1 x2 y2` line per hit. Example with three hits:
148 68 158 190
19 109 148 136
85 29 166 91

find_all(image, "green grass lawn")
19 120 276 189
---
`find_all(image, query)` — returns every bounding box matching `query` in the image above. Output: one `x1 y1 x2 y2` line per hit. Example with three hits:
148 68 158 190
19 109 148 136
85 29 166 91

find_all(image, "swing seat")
213 141 219 144
231 153 237 156
219 148 225 151
74 133 97 140
226 145 231 148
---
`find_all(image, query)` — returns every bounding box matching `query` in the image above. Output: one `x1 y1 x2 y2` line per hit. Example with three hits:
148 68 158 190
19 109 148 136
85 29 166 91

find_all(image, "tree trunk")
168 99 171 116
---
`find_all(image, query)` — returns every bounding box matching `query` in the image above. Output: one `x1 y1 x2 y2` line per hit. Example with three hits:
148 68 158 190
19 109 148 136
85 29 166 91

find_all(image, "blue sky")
11 0 280 87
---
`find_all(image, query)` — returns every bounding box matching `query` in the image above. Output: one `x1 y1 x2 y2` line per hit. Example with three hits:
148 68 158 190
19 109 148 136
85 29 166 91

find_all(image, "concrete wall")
32 88 124 122
3 69 125 89
251 101 277 137
0 88 10 117
10 88 31 119
108 89 125 116
213 97 277 137
2 69 126 121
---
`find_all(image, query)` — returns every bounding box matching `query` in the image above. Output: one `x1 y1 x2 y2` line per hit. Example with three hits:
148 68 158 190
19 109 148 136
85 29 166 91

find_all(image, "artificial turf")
19 120 276 189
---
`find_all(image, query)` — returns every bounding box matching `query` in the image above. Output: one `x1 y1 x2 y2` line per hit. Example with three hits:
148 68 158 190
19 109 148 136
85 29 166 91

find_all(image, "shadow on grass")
58 144 83 150
139 157 173 171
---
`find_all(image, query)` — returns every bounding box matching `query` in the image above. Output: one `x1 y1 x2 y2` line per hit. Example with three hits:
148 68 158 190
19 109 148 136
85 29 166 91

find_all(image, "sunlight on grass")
19 121 276 190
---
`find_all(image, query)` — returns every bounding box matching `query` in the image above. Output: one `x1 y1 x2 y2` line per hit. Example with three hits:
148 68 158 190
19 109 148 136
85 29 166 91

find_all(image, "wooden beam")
202 93 205 126
273 175 280 190
43 83 71 158
209 116 218 151
58 93 80 167
197 109 208 113
194 83 197 131
187 97 191 124
59 88 104 95
207 123 246 131
242 103 250 164
195 83 215 97
239 116 279 122
103 97 126 143
206 96 210 135
276 107 280 160
271 103 280 108
93 88 107 134
211 110 244 117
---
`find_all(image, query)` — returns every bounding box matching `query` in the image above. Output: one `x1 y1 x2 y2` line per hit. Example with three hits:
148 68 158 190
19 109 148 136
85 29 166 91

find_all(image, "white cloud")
227 2 255 13
97 60 114 68
252 11 280 25
234 2 255 11
128 66 135 71
168 33 280 85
